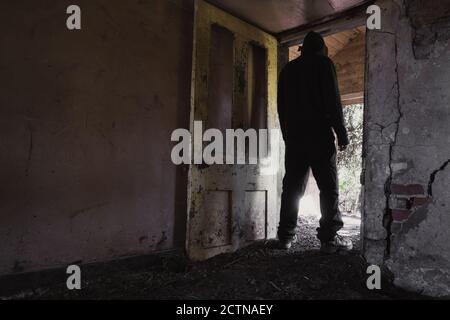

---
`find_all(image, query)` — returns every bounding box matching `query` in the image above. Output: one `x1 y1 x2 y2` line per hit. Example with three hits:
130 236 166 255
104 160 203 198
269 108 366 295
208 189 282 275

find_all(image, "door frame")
277 16 369 250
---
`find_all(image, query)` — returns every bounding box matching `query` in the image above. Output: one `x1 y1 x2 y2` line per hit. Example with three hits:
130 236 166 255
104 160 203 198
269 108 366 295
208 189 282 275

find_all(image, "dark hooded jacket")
278 31 349 149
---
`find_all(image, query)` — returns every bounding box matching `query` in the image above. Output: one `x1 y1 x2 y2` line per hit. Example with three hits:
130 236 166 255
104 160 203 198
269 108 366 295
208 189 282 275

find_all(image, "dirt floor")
0 216 425 300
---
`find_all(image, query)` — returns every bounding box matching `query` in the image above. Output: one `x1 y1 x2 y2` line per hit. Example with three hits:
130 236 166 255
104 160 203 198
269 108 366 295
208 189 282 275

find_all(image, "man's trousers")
277 143 344 242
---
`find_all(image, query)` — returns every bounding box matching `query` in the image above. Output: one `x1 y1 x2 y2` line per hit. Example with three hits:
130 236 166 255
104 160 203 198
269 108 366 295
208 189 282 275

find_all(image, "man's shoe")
320 234 353 254
278 235 298 250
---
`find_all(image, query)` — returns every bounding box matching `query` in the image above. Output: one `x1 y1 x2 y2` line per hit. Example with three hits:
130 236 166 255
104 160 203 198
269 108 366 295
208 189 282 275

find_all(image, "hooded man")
277 31 352 253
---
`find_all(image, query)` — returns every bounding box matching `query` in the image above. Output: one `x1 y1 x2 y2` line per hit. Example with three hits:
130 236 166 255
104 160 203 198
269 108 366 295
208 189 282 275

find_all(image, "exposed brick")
390 184 425 195
390 184 407 194
411 197 431 208
407 184 426 195
391 209 412 222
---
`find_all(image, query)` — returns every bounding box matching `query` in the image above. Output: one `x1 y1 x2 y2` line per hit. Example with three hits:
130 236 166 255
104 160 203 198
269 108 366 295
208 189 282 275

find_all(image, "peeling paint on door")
186 0 279 261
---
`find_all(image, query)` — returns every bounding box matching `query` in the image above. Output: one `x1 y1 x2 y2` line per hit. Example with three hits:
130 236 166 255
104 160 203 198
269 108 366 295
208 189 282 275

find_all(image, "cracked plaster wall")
363 0 450 296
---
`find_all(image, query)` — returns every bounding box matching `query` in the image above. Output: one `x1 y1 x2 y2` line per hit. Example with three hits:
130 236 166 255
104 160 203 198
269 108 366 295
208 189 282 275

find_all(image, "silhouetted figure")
277 31 352 253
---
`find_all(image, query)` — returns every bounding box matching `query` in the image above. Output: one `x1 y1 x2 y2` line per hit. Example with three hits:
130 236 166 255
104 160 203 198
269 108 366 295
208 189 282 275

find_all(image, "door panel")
187 0 279 260
244 190 267 241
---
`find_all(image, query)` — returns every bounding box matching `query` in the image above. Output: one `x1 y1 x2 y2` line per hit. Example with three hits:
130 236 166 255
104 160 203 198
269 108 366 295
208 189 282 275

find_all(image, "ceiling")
207 0 370 34
324 25 366 57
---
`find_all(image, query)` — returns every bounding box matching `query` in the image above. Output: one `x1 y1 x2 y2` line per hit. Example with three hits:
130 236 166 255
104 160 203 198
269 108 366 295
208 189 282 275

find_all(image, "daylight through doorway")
288 26 366 242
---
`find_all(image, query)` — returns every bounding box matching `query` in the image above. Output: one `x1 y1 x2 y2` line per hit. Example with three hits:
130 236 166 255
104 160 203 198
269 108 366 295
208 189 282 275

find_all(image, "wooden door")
187 0 280 260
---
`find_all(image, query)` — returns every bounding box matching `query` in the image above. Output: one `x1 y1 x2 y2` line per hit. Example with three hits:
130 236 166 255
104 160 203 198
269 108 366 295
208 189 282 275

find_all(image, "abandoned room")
1 0 450 302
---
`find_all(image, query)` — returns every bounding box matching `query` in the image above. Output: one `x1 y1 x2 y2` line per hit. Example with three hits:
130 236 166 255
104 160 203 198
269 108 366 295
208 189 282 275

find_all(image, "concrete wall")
0 0 193 275
363 0 450 296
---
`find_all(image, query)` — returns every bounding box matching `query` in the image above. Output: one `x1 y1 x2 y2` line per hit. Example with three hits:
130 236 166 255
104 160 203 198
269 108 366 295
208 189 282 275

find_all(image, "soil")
0 216 425 300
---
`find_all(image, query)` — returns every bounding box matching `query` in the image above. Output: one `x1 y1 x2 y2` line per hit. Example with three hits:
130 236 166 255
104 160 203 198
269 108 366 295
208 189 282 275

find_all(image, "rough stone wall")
363 0 450 296
0 0 193 275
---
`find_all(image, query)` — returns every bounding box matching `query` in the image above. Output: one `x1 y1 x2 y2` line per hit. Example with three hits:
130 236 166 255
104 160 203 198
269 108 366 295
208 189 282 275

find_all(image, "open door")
187 0 279 261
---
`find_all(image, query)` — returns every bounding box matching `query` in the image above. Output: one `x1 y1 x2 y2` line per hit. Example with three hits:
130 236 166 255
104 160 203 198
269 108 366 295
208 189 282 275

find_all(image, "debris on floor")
0 217 424 300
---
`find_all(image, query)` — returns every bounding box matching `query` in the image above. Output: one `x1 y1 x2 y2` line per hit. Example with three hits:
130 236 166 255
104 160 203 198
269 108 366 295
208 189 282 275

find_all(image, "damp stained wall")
0 0 193 275
363 0 450 297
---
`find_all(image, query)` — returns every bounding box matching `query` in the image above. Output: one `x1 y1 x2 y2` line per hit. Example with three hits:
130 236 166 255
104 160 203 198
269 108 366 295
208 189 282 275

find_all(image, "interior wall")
364 0 450 296
0 0 193 275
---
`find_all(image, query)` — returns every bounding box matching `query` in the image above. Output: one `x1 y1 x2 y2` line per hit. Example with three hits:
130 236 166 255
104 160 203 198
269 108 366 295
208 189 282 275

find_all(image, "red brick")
391 209 412 222
390 184 425 195
412 197 431 207
390 184 407 194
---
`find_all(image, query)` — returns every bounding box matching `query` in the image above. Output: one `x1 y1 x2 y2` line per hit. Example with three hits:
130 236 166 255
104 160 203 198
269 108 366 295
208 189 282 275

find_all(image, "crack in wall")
382 3 404 257
379 0 448 259
404 0 423 60
428 158 450 197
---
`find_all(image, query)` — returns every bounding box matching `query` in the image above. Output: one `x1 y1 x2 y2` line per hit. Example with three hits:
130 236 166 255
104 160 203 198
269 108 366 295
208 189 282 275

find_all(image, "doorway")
289 26 366 245
187 0 368 259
